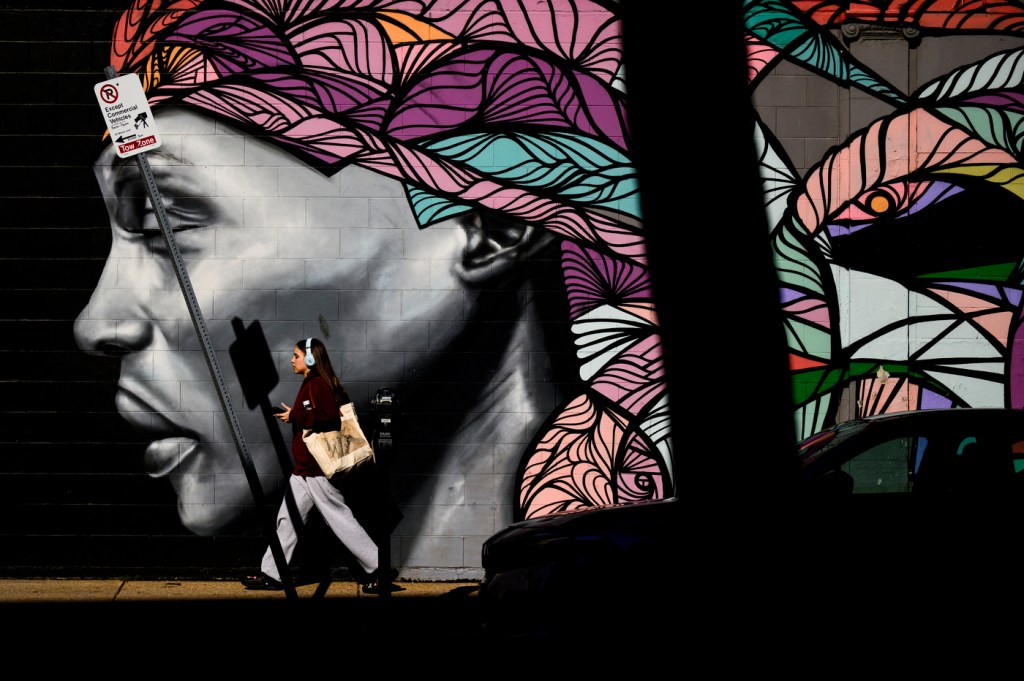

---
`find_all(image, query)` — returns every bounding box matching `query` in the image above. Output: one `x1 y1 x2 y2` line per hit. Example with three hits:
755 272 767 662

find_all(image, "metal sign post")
96 67 296 599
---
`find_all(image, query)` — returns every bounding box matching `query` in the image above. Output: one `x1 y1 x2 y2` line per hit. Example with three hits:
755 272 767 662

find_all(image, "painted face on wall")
77 0 671 553
74 107 476 534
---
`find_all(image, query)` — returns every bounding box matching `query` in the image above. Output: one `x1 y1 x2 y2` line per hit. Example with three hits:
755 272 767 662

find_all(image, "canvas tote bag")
302 402 374 479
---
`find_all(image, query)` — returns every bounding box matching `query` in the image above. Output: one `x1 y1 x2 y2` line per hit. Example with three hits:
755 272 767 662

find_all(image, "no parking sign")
94 73 162 158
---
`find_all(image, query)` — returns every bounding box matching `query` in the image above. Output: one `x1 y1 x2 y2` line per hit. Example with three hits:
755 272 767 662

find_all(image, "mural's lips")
144 437 198 478
114 385 181 433
114 385 199 477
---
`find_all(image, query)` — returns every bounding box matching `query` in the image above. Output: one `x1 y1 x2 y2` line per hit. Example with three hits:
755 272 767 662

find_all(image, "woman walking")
242 337 386 592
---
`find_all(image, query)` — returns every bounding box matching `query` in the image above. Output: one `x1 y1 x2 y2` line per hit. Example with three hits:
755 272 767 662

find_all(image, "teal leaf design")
744 0 907 106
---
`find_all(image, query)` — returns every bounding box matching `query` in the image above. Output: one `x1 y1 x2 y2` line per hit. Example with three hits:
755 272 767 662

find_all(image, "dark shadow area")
0 589 686 651
620 1 799 635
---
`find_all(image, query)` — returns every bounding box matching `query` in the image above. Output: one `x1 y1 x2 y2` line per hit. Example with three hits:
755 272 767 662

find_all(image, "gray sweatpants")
261 474 379 580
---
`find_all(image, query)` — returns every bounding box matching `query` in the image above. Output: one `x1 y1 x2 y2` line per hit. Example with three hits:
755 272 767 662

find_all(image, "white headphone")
304 338 316 367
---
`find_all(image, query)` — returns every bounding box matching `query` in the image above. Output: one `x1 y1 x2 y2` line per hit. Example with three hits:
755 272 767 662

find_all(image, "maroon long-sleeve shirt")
290 375 342 477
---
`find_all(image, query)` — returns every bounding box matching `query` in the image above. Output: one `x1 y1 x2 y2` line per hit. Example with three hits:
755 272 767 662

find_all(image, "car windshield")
797 419 873 466
795 410 1024 495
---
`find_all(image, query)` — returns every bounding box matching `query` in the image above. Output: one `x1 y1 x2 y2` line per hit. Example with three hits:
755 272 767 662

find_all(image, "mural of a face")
70 1 673 572
75 107 488 534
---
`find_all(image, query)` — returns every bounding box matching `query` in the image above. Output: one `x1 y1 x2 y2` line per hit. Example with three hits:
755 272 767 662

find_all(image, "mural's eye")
111 166 207 237
834 181 919 228
143 195 207 233
823 178 1024 280
863 190 896 217
119 194 205 237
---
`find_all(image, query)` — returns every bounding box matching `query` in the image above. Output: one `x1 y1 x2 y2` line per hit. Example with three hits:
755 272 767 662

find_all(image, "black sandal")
240 572 283 591
362 567 399 594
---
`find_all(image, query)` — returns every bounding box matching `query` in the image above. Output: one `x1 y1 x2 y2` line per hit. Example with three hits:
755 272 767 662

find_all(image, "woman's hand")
275 403 292 423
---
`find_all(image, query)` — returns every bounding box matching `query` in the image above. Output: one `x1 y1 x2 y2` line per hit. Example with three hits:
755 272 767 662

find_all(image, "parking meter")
368 388 399 596
369 387 398 459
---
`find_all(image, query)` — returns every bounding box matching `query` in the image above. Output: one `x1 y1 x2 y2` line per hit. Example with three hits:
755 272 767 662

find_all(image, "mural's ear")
455 211 555 285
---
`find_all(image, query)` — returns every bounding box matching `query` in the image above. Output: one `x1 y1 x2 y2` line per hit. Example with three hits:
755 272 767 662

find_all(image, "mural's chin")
174 480 257 536
178 499 243 536
164 442 269 535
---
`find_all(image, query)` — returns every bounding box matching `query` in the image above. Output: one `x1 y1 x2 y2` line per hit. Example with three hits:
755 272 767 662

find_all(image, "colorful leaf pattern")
753 0 1024 439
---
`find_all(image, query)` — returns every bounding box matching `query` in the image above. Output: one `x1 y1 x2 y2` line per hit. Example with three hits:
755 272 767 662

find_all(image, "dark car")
792 408 1024 604
479 408 1024 638
479 497 680 638
797 407 1024 499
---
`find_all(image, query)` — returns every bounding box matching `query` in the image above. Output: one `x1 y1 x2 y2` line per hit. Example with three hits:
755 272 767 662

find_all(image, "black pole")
370 388 397 598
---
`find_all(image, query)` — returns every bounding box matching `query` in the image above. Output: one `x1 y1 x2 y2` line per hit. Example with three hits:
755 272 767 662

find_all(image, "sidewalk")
0 577 479 602
0 578 493 654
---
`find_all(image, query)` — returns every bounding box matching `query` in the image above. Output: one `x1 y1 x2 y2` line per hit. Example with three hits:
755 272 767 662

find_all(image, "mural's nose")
73 309 152 358
72 263 152 357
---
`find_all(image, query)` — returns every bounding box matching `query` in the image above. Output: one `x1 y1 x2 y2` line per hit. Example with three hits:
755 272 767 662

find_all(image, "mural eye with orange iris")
866 191 894 215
